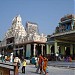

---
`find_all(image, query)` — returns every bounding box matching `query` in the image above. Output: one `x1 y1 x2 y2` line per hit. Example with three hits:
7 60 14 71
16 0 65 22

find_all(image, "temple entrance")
65 47 70 56
19 49 23 59
51 45 55 56
51 45 55 60
43 46 46 55
58 47 61 54
15 50 18 57
36 45 41 56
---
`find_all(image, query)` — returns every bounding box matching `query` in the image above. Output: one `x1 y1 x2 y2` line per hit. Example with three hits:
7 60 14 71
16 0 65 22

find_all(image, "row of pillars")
13 43 45 57
33 44 45 56
54 41 74 55
47 41 75 56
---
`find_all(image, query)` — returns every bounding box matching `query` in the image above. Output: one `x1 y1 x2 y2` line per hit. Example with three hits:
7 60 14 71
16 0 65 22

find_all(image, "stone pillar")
54 41 58 54
61 45 65 55
26 44 31 58
41 44 44 55
46 44 50 55
33 44 36 57
74 45 75 56
54 41 59 61
17 50 19 56
18 46 19 56
70 44 73 56
23 45 24 57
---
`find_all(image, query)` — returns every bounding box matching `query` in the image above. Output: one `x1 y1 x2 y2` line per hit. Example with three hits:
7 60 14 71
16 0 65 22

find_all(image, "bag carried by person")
17 61 21 68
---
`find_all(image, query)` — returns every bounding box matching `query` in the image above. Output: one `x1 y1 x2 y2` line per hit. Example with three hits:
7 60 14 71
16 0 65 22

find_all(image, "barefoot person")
43 56 48 75
39 54 44 74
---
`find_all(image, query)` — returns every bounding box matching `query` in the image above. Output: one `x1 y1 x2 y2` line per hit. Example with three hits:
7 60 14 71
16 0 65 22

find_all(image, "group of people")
13 54 48 75
36 54 48 75
14 57 26 75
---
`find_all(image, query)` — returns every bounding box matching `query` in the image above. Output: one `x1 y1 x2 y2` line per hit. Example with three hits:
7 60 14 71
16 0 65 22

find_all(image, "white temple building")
0 15 47 59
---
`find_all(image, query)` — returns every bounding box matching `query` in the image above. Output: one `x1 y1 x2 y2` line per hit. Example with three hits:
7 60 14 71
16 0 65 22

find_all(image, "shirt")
22 61 26 66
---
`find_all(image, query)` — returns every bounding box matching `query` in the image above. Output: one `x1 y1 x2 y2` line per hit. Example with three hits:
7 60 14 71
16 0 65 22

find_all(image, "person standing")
36 57 40 73
43 56 48 75
38 54 44 74
4 55 7 62
10 53 13 62
14 57 21 69
22 59 26 74
14 57 20 75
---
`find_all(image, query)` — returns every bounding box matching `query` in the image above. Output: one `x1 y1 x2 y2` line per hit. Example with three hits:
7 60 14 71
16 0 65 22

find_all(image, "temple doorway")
65 47 70 56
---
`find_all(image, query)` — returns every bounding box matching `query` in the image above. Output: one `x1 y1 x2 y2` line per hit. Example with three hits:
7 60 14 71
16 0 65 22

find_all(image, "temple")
47 14 75 60
0 15 47 59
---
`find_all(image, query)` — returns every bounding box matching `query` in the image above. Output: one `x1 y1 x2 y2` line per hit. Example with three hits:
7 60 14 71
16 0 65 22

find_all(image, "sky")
0 0 74 40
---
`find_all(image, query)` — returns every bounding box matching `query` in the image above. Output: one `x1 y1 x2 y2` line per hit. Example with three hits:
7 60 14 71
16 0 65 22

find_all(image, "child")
22 59 26 74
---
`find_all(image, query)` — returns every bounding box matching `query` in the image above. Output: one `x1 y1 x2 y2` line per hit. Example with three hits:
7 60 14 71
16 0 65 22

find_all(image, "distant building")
47 14 75 60
0 15 47 59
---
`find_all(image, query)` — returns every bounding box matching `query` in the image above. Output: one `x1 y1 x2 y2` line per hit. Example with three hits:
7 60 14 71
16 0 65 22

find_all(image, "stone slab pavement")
48 61 75 68
10 64 75 75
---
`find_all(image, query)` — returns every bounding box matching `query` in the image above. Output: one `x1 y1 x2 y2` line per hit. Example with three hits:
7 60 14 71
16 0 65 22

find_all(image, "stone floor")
10 64 75 75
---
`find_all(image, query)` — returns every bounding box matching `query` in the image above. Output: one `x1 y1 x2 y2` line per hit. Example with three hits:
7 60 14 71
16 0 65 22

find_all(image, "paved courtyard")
48 61 75 68
10 64 75 75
